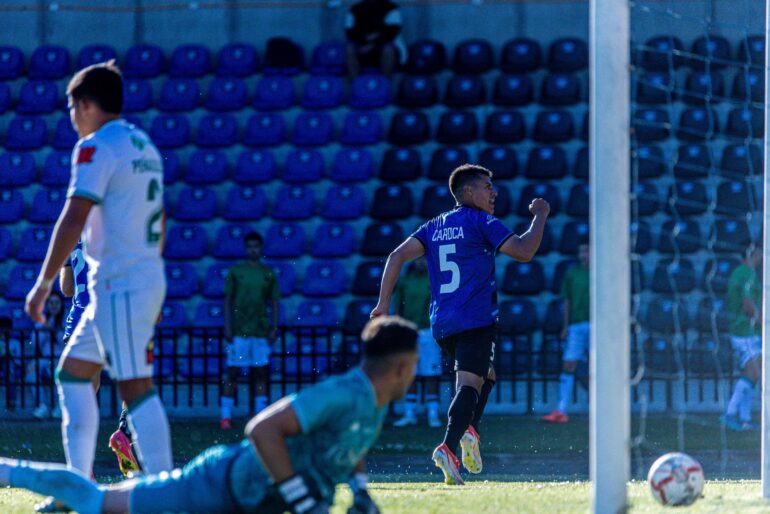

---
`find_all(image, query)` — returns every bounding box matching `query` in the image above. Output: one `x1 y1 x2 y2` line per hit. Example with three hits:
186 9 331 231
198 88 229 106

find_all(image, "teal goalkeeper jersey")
228 367 387 508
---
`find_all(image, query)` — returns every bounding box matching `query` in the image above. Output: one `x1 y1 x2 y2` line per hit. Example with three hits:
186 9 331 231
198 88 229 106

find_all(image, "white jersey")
67 119 165 287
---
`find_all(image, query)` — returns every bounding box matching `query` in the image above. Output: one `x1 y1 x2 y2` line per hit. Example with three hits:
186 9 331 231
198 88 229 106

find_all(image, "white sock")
221 396 234 420
557 373 575 414
127 392 173 473
726 378 752 418
739 382 755 423
255 395 269 414
427 397 440 418
57 380 99 476
402 395 417 417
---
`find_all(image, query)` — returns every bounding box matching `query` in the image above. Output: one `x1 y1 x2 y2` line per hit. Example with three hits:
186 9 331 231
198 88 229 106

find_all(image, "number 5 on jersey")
439 244 460 294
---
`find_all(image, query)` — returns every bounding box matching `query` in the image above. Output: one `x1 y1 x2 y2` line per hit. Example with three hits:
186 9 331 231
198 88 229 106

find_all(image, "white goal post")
762 0 770 500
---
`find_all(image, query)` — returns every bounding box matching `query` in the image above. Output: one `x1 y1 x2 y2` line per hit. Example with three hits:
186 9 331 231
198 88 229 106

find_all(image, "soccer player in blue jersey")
371 164 550 485
0 315 418 514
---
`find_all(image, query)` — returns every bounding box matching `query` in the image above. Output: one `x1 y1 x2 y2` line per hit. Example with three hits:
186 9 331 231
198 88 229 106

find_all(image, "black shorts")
437 324 496 378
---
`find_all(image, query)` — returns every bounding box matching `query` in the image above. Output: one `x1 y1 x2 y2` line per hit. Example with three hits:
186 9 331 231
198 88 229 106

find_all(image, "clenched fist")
529 198 551 217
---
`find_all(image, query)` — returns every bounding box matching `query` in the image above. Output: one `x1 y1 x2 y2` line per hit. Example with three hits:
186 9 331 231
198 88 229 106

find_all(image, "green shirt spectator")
394 271 431 329
225 262 280 338
728 263 761 337
560 265 590 324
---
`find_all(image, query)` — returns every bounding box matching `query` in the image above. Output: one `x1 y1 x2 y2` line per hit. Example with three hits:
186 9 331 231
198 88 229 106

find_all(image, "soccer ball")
647 452 704 506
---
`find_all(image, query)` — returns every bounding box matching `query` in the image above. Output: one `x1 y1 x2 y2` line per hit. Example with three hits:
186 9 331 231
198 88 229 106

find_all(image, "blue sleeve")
479 213 514 252
290 381 355 434
410 222 430 249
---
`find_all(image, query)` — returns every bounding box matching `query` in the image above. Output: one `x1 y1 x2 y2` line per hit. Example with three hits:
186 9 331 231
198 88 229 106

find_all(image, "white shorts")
417 329 442 377
226 336 271 367
731 335 762 369
562 321 591 362
62 278 165 381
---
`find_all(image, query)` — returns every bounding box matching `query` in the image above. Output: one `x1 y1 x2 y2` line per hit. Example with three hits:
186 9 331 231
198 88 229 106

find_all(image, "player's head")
448 164 497 215
745 240 761 267
244 232 263 261
360 316 418 400
66 61 122 137
577 236 589 266
45 291 65 328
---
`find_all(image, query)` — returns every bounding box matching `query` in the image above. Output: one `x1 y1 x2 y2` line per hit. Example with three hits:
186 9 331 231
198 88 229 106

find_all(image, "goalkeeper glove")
275 473 329 514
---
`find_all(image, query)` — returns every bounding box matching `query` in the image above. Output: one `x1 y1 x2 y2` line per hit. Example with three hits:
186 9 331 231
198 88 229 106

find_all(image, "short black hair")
448 164 493 201
361 316 418 360
66 60 123 114
244 231 263 245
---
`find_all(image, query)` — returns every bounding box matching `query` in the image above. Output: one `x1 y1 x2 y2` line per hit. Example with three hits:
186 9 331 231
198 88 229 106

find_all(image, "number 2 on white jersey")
439 244 460 294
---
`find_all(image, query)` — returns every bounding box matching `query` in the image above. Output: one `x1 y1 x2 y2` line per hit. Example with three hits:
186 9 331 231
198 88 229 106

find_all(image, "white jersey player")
25 62 172 486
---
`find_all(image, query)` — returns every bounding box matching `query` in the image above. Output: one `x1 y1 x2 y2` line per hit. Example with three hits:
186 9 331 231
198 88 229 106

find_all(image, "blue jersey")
64 241 90 340
412 206 514 340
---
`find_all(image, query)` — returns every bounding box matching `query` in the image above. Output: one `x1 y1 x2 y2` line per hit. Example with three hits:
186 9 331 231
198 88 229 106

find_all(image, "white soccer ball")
647 452 704 506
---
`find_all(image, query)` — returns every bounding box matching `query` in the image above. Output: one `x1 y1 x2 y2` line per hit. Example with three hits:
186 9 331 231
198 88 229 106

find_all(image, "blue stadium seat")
436 110 478 145
17 80 59 114
739 35 764 67
160 150 180 185
574 146 589 179
124 115 144 130
223 185 268 221
720 143 762 178
349 74 392 108
6 116 47 151
272 186 315 220
540 73 581 106
343 299 378 335
157 301 189 328
263 223 306 258
163 224 208 260
283 149 324 183
169 44 211 78
165 262 198 299
428 146 470 180
213 224 252 260
0 82 10 114
5 264 39 300
635 72 674 104
265 260 297 296
702 257 740 294
405 39 447 74
123 44 165 78
174 187 217 221
666 181 708 216
420 185 454 219
518 183 561 217
29 45 70 79
715 180 756 216
524 145 568 179
253 76 295 110
673 143 710 179
651 258 696 294
53 116 78 150
658 219 703 254
0 46 24 80
690 35 730 70
632 182 659 215
452 39 494 74
484 110 526 144
0 190 23 224
515 221 553 255
196 113 238 148
396 75 438 108
361 222 404 257
533 110 574 143
683 71 725 105
263 37 305 76
732 70 764 103
500 38 542 73
292 112 334 146
631 221 652 255
76 44 117 70
444 75 486 108
243 112 286 147
234 149 277 184
493 74 534 106
301 76 344 109
726 106 763 139
201 263 231 299
0 228 12 260
330 148 374 183
478 146 518 179
371 185 413 220
637 36 684 71
0 302 34 329
502 261 545 295
677 107 719 141
216 43 259 77
40 151 70 187
192 301 224 327
150 114 191 149
633 145 666 179
311 222 356 258
388 110 430 145
17 226 52 262
632 108 670 142
292 300 338 331
186 149 228 185
498 299 538 335
710 218 752 254
0 152 36 186
566 183 589 218
380 147 421 181
548 38 588 72
321 185 366 220
559 221 589 255
310 40 347 76
303 260 347 297
206 77 248 111
352 261 384 296
339 111 384 145
122 79 153 112
28 189 65 223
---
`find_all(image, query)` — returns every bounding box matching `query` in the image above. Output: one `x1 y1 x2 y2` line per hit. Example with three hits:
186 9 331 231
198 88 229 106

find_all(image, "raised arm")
498 198 550 262
246 399 301 482
370 237 425 318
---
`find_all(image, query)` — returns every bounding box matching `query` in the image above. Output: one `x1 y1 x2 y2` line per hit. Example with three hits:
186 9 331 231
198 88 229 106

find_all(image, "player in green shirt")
392 257 443 428
220 231 281 430
543 241 590 424
723 242 762 431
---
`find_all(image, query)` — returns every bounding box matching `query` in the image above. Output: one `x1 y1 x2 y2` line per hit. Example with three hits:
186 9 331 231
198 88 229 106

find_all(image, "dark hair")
46 290 66 329
361 316 418 360
66 60 123 114
244 231 263 245
448 164 492 201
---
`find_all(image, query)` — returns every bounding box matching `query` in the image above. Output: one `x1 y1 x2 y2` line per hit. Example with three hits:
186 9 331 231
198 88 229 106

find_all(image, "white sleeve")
67 139 114 204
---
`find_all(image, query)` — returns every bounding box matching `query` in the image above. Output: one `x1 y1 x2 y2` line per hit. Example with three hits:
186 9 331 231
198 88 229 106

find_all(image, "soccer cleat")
432 443 464 485
460 425 483 474
393 413 417 427
109 429 140 477
720 414 743 432
542 410 569 423
34 496 71 513
220 418 232 430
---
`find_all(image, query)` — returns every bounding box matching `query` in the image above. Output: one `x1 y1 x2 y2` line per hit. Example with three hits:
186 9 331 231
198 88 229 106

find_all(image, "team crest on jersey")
76 146 96 164
486 214 497 225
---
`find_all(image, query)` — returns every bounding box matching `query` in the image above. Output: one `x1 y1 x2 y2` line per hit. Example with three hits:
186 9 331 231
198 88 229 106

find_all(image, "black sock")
470 379 495 435
442 385 479 455
118 408 131 438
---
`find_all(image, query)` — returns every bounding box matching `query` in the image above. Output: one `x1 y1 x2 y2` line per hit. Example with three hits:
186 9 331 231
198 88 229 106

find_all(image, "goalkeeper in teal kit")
0 316 419 514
